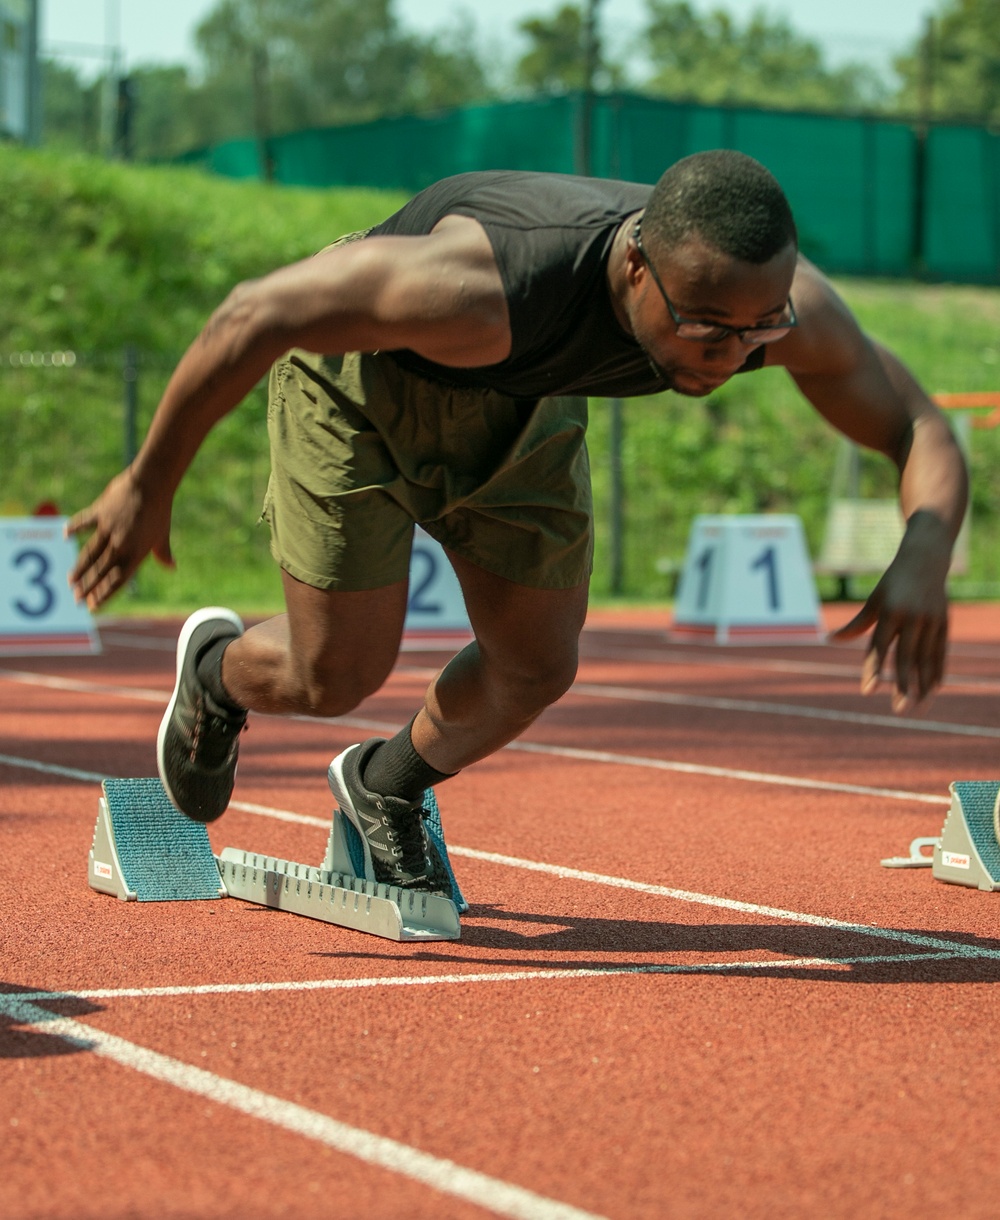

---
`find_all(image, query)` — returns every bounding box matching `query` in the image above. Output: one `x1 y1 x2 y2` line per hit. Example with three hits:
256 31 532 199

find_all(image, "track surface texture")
3 603 1000 1219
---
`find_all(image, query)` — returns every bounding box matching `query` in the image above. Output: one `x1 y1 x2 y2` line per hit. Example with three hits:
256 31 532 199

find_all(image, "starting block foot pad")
217 845 461 941
89 778 227 902
933 781 1000 891
324 788 468 915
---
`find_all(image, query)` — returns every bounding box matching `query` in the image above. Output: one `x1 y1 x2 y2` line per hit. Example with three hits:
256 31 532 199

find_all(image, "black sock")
362 719 456 804
195 637 246 715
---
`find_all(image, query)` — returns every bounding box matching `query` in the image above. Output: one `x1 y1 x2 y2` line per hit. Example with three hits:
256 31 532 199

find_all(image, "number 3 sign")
0 518 101 655
671 514 823 643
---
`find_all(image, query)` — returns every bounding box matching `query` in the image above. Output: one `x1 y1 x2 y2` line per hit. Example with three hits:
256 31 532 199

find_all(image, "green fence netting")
177 92 1000 284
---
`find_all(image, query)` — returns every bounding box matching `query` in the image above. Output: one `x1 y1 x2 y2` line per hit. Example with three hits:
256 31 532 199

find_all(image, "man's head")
620 150 800 397
643 149 797 264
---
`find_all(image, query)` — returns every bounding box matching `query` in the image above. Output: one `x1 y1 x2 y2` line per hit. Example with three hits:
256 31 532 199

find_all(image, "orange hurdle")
933 392 1000 429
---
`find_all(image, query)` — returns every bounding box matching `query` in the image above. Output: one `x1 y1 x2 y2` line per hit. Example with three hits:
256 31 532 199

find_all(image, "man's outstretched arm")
774 259 968 713
67 218 510 609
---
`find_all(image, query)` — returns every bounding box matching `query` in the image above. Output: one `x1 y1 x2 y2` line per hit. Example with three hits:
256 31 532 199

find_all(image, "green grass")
1 144 998 616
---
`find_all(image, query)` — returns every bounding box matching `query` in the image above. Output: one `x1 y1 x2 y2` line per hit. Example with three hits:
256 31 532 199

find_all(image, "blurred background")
1 1 998 610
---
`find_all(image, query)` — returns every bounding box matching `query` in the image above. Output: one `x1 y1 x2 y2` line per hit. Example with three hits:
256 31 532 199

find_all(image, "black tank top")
371 171 765 399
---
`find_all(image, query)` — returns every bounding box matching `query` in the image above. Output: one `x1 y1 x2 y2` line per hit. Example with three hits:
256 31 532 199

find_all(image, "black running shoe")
157 607 247 823
327 739 451 892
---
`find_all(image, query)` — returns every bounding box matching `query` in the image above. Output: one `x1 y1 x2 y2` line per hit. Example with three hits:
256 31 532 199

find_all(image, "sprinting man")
67 151 968 895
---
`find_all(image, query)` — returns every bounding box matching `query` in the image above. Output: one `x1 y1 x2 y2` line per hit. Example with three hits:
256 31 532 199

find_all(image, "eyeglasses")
633 222 797 345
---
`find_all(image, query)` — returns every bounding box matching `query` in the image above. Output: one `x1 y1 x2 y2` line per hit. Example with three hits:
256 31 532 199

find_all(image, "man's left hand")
829 510 952 714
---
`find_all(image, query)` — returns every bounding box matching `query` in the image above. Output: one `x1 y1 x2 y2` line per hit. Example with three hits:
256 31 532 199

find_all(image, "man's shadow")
315 903 1000 984
0 986 103 1060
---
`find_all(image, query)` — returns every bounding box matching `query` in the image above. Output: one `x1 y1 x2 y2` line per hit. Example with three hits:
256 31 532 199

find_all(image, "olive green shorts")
261 348 594 592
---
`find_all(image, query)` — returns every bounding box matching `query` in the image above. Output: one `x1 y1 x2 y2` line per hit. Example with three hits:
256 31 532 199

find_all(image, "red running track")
2 603 1000 1219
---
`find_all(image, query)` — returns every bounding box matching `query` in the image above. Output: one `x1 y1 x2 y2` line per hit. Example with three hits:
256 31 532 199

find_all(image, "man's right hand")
66 469 175 609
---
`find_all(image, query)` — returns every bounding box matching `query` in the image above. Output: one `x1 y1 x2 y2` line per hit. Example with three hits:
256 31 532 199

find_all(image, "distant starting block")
933 781 1000 892
88 777 464 941
879 781 1000 893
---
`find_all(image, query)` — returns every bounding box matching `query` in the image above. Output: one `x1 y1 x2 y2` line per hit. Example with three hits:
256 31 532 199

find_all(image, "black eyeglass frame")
633 221 797 346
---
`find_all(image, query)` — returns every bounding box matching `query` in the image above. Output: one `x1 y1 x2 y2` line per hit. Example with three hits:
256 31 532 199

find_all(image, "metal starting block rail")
88 777 463 942
217 849 460 941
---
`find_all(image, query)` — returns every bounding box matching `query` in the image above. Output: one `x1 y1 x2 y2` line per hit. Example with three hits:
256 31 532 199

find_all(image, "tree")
638 1 886 112
893 0 1000 123
40 60 102 152
193 0 490 141
515 3 624 95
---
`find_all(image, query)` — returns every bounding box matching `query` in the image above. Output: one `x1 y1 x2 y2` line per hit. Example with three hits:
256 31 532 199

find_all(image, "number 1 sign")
671 515 823 643
0 518 101 655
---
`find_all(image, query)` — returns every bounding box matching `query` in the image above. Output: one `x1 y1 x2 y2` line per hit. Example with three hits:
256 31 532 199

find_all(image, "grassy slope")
1 146 998 613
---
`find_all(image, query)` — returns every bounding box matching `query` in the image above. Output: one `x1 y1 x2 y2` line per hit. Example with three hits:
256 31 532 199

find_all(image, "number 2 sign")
672 515 823 643
404 527 471 635
0 519 101 655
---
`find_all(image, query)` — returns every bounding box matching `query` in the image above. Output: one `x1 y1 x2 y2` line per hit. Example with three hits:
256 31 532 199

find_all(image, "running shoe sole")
157 606 245 818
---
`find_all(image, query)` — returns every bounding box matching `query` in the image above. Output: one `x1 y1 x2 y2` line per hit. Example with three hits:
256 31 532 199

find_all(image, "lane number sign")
672 515 823 643
0 518 101 655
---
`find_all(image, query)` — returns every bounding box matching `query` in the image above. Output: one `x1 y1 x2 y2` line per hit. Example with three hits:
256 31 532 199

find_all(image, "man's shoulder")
374 172 652 239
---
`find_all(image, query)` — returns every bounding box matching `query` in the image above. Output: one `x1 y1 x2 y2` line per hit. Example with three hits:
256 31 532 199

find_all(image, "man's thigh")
263 349 593 595
446 548 590 676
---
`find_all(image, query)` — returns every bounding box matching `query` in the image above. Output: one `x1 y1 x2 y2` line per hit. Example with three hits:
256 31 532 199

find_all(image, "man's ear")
623 242 647 292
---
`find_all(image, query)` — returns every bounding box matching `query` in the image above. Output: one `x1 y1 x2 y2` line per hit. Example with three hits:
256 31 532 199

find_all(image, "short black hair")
643 150 797 264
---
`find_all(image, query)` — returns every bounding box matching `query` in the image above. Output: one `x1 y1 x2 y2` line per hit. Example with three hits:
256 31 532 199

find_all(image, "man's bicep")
260 229 512 365
778 269 917 457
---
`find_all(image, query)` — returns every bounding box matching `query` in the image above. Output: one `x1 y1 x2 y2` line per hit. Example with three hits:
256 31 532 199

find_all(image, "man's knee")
489 641 579 715
292 654 392 717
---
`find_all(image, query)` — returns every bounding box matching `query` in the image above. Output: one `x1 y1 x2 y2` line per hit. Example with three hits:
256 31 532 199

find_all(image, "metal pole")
123 345 138 467
25 0 42 145
576 0 603 176
911 14 935 276
608 398 625 595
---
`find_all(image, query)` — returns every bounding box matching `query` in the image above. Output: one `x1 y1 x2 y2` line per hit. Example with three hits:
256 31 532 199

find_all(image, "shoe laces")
193 696 247 766
382 802 430 880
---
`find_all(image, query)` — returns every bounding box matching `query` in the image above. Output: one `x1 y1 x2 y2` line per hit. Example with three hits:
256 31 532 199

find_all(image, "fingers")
893 614 948 713
64 505 97 539
891 620 920 715
69 527 135 609
72 547 125 609
828 601 878 643
831 587 948 713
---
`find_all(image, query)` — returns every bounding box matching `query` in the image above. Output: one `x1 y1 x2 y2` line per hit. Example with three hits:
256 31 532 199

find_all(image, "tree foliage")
638 1 885 111
35 0 1000 163
893 0 1000 123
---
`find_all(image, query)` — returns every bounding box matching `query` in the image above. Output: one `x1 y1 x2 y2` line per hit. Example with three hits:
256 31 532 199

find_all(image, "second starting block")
88 776 464 941
880 780 1000 893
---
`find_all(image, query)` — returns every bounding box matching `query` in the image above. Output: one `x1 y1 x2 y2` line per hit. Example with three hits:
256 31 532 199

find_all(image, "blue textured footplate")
339 787 466 909
953 781 1000 878
102 777 224 901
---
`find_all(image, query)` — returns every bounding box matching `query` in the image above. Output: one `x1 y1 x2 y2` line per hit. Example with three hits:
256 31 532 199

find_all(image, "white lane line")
0 752 107 784
0 669 169 702
0 731 949 808
0 749 980 960
503 740 950 805
446 848 999 958
7 951 977 1004
0 995 603 1220
580 644 1000 692
572 682 1000 738
5 664 999 742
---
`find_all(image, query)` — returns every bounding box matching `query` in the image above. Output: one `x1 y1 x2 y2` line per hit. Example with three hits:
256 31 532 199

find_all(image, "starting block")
932 781 1000 891
879 781 1000 893
88 777 464 941
90 778 227 901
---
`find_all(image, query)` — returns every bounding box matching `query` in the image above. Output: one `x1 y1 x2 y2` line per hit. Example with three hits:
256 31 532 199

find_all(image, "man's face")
625 231 799 397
